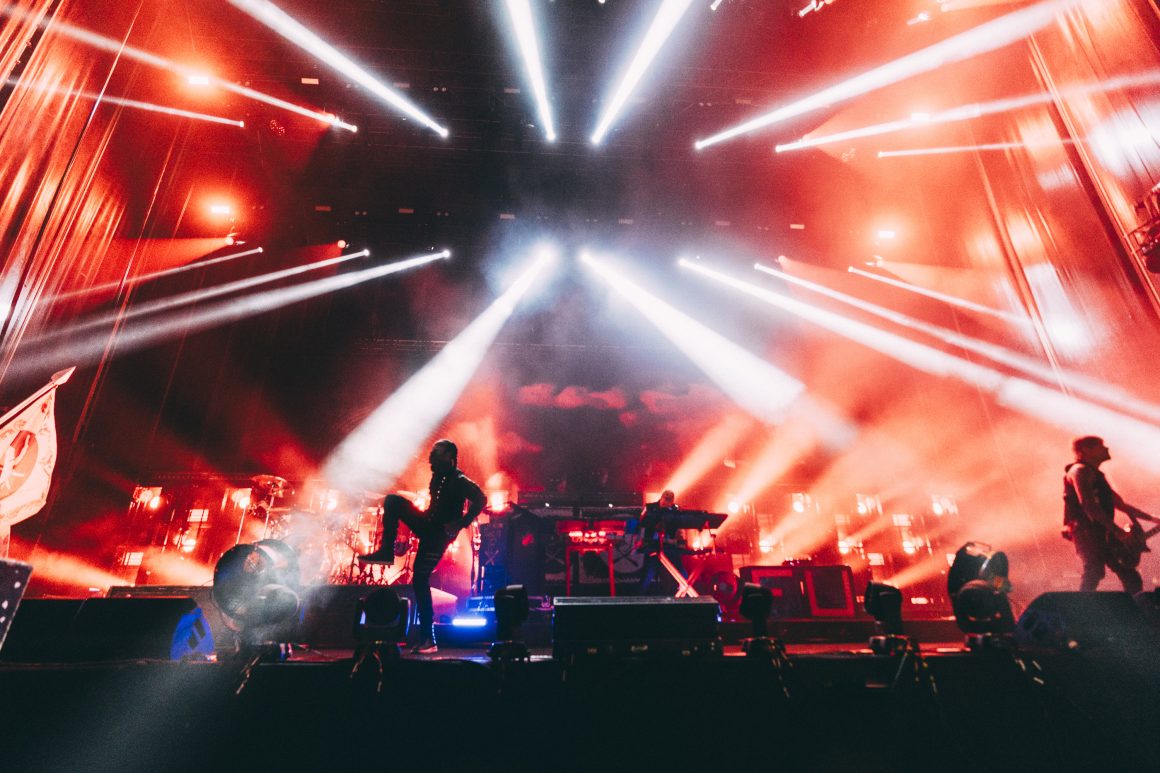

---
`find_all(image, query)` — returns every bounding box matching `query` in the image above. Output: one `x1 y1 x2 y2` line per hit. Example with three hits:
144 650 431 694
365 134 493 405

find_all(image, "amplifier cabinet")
738 564 856 619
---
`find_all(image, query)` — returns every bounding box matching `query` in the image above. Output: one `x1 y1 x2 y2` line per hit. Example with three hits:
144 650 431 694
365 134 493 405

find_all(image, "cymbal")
251 474 288 489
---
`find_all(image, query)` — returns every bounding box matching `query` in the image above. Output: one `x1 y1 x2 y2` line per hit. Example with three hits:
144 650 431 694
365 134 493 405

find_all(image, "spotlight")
708 570 741 620
738 582 773 638
488 584 530 662
356 588 411 653
212 539 301 653
737 583 791 682
349 587 411 691
864 581 906 654
948 543 1015 649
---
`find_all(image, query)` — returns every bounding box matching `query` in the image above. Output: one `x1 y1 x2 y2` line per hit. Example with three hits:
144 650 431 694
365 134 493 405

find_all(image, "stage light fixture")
738 582 773 638
864 581 904 638
591 0 694 145
321 249 553 493
695 0 1081 149
504 0 557 142
682 259 1160 470
349 587 411 690
948 543 1014 647
356 588 411 646
226 0 448 137
489 584 531 662
213 539 301 651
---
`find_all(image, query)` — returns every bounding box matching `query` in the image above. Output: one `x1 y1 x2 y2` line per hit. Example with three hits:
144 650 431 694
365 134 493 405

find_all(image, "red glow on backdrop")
663 412 753 496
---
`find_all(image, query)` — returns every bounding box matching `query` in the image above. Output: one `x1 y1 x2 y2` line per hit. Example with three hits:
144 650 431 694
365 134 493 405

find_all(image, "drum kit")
235 476 418 586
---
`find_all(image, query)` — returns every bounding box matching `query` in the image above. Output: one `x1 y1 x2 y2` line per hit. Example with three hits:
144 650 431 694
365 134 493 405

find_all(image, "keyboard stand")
658 551 699 598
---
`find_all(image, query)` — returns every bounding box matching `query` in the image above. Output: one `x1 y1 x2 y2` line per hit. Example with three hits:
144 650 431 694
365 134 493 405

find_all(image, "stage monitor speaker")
297 584 457 648
107 585 227 646
0 559 33 655
0 597 214 662
739 565 856 619
1014 591 1159 651
552 596 721 660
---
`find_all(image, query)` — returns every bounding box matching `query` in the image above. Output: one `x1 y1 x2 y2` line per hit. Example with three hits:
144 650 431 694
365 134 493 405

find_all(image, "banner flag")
0 367 73 529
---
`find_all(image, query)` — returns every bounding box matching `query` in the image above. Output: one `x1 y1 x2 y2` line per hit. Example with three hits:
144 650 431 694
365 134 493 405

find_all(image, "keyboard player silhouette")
636 490 687 595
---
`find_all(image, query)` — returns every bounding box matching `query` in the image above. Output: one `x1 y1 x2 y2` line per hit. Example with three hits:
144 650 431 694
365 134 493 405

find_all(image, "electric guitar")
1108 519 1160 570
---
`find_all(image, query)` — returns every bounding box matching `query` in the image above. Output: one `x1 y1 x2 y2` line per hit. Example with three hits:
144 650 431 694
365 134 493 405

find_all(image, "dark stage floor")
3 640 1159 773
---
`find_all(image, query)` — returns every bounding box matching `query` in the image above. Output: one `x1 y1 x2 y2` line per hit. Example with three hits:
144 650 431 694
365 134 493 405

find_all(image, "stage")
3 598 1160 773
3 645 1159 772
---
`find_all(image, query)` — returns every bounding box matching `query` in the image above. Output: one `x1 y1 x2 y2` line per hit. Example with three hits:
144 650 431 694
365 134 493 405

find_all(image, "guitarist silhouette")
1063 436 1159 593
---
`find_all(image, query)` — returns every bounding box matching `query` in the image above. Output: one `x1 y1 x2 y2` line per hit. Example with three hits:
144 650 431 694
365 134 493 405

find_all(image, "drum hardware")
234 474 290 546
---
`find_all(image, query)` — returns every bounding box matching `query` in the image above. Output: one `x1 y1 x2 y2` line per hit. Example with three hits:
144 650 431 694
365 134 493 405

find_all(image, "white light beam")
504 0 557 142
695 0 1081 150
681 259 1160 471
758 263 1160 423
227 0 448 137
12 251 449 381
591 0 694 145
322 251 554 493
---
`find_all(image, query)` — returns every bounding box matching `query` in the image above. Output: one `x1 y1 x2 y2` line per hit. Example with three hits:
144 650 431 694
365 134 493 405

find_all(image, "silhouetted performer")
1063 435 1156 593
360 439 485 654
636 489 686 595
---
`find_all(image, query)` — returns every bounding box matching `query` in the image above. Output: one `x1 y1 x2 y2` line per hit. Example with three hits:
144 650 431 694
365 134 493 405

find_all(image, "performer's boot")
409 628 438 655
358 524 398 564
